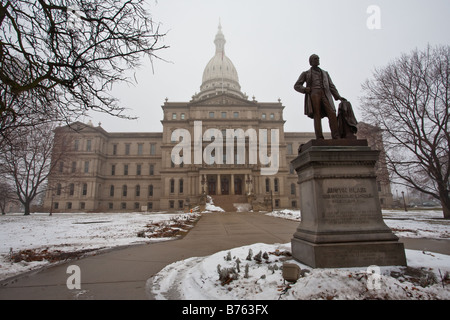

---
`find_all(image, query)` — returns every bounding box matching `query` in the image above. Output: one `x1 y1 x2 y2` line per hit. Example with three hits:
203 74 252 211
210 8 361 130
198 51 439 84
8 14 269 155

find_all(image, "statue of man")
294 54 346 139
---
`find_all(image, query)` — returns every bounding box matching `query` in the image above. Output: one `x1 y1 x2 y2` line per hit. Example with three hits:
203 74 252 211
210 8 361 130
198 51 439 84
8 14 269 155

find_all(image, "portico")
199 172 252 196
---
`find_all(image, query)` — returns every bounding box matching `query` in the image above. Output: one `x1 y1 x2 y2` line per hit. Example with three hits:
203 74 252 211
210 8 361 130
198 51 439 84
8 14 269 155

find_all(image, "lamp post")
401 191 408 212
201 175 206 194
245 175 253 194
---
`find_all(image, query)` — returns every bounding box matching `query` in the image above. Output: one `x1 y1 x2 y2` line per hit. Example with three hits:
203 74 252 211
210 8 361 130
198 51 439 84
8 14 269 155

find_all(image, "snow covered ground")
148 208 450 300
148 242 450 300
1 206 449 299
0 211 201 281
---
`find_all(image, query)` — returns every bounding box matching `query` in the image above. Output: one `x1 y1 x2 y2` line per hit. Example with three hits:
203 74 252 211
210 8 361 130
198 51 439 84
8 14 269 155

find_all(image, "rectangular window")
147 202 153 210
287 144 293 155
178 200 184 209
124 164 128 176
270 113 275 119
74 140 79 151
84 161 89 173
170 179 175 193
135 185 140 197
150 144 156 155
59 161 64 173
86 140 92 151
111 164 116 176
262 113 266 120
80 202 85 210
233 112 239 118
172 113 177 120
169 200 174 209
181 113 185 120
221 112 227 118
136 164 142 176
138 144 143 155
179 179 184 194
108 202 113 210
148 185 153 197
209 112 215 118
110 185 115 197
67 202 72 209
82 183 87 196
149 164 154 176
71 161 76 173
125 144 130 155
113 144 117 155
121 202 126 210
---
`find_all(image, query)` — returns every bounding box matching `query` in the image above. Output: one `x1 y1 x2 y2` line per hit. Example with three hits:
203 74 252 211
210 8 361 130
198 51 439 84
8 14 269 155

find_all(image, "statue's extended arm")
327 72 346 101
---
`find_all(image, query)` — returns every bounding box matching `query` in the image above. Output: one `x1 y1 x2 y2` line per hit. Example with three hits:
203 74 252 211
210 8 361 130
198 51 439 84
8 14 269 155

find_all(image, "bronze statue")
294 54 346 139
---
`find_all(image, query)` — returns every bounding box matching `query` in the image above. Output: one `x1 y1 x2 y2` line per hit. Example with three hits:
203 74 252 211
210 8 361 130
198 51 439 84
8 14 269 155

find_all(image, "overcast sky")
88 0 450 134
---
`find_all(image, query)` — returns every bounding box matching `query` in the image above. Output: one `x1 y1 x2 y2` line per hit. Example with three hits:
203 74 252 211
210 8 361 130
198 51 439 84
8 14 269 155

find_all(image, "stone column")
217 174 221 195
291 139 407 268
231 174 235 195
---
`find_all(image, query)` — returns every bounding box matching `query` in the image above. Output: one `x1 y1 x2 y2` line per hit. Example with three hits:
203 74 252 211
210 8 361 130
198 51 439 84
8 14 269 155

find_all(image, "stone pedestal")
291 139 407 268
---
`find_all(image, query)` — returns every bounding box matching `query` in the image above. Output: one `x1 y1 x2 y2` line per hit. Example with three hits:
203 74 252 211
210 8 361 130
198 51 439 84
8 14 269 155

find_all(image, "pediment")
190 93 255 107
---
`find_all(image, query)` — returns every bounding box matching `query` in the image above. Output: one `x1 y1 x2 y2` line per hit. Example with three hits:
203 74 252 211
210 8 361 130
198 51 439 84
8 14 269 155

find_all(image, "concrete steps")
211 195 248 212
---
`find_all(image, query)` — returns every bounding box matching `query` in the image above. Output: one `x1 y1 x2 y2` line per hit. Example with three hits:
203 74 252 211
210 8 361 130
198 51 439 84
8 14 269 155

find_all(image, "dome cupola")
195 22 246 100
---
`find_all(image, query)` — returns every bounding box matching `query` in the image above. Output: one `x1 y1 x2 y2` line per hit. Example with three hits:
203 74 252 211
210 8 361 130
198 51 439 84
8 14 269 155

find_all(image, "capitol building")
43 24 393 213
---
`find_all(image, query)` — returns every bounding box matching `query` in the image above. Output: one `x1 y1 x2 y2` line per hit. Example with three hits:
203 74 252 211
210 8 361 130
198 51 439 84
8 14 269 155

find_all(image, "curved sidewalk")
1 212 449 300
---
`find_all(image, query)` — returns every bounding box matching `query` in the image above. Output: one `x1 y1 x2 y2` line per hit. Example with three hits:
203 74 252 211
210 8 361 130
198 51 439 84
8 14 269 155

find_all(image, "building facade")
43 24 392 212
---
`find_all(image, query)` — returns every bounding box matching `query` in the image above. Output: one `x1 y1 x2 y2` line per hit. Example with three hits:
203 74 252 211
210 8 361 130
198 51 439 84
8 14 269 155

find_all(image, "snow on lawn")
147 242 450 300
1 207 449 300
147 208 450 300
0 211 200 281
267 209 450 239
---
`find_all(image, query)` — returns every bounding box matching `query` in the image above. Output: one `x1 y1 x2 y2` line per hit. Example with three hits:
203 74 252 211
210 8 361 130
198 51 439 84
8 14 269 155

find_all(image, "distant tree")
0 0 167 145
0 181 16 214
0 122 71 215
360 45 449 219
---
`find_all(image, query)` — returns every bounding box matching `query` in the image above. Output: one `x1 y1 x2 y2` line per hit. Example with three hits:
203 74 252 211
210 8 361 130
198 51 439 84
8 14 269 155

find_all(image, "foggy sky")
88 0 450 134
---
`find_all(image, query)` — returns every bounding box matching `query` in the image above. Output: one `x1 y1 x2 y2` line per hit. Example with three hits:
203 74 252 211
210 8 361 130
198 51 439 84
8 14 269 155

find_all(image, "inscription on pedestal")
291 141 407 268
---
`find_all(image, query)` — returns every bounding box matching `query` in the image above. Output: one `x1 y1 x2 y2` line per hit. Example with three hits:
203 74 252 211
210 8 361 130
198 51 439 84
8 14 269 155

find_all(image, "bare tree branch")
360 44 450 218
0 0 168 144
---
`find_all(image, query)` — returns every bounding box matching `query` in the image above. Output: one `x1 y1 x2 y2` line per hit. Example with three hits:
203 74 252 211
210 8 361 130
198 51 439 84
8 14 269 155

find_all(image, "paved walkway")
0 212 449 300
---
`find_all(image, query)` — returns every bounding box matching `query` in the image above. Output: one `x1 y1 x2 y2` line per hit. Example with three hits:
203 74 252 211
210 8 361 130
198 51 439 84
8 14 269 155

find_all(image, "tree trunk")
24 201 31 216
437 184 450 219
442 197 450 219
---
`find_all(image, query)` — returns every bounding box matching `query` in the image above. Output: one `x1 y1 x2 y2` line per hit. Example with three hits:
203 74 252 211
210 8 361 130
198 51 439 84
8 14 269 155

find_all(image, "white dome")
196 23 245 100
202 55 239 86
